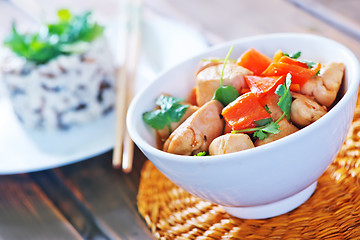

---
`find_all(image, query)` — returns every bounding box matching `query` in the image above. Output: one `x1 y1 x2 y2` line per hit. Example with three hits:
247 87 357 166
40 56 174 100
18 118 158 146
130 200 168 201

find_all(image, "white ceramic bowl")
127 33 360 219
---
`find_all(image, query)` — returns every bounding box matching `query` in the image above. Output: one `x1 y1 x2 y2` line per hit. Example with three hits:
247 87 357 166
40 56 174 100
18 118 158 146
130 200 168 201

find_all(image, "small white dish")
127 33 360 219
0 15 207 174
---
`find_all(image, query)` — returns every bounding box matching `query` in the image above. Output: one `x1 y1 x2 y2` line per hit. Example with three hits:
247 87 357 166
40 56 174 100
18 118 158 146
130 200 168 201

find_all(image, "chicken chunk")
196 62 253 106
209 133 254 155
260 93 283 121
157 105 199 142
163 100 224 155
255 119 298 146
195 58 223 75
290 92 327 127
301 62 344 107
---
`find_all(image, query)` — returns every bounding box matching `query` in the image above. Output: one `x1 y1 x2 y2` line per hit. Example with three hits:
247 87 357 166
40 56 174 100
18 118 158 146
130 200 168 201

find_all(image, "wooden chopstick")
113 0 143 171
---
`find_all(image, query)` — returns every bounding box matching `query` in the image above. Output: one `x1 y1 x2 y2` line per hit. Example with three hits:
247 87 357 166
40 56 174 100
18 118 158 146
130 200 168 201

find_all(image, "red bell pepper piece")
245 75 285 97
262 62 321 85
240 87 251 95
289 83 301 92
278 56 309 68
237 48 272 75
273 50 283 62
222 92 271 131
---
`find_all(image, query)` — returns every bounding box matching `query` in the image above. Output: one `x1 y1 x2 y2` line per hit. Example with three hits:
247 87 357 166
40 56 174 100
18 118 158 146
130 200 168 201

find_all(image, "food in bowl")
1 9 115 130
127 34 359 219
143 47 344 156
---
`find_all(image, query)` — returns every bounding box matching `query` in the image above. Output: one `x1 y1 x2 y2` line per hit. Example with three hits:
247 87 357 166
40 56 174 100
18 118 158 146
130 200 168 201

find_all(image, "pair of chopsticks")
112 0 143 172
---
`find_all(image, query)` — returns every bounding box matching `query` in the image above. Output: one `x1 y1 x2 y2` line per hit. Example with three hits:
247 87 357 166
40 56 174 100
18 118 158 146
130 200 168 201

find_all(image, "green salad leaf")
143 95 189 131
3 9 104 64
212 46 239 106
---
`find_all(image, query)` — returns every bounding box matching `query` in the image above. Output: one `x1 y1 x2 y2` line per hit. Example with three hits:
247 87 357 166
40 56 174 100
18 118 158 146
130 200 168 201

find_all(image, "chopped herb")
143 95 189 131
194 151 207 156
264 105 272 114
213 85 240 106
212 46 240 106
253 129 268 140
254 117 272 126
304 61 317 68
3 9 104 64
283 51 301 59
275 73 292 120
253 122 281 140
231 120 280 140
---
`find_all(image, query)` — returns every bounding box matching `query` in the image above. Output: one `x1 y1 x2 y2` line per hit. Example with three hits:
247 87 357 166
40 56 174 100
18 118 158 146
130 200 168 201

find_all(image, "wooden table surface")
0 0 360 239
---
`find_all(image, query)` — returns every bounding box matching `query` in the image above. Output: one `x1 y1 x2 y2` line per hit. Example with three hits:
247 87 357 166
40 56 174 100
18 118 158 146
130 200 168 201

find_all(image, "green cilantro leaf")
264 105 272 114
212 46 239 106
3 9 104 65
275 73 292 120
213 85 239 106
253 121 280 140
142 109 169 130
233 120 280 140
253 130 268 140
143 95 189 130
283 51 301 59
305 61 316 68
254 117 272 127
261 121 281 134
194 151 207 156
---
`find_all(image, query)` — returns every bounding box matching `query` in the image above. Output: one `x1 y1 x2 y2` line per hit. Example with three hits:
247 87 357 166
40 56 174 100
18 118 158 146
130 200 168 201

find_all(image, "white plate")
0 15 207 174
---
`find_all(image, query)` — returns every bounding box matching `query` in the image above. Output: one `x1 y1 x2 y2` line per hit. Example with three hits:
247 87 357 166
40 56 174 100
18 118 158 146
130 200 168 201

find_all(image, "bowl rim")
127 33 360 164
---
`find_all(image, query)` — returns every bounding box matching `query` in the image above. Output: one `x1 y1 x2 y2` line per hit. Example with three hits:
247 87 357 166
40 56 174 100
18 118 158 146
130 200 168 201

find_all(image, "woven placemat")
137 97 360 239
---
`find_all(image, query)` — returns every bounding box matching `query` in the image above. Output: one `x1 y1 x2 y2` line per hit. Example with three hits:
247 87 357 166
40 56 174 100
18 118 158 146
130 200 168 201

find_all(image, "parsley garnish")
212 46 240 106
3 9 104 64
142 95 189 131
194 151 207 156
275 73 292 120
231 120 281 140
283 51 301 59
232 73 293 140
253 122 281 140
304 61 317 68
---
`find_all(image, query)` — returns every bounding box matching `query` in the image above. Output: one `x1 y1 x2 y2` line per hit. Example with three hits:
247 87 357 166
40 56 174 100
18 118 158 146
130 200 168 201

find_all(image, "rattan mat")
137 97 360 239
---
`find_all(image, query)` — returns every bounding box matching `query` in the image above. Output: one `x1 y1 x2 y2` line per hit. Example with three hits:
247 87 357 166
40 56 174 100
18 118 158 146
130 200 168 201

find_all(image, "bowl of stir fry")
127 33 360 219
